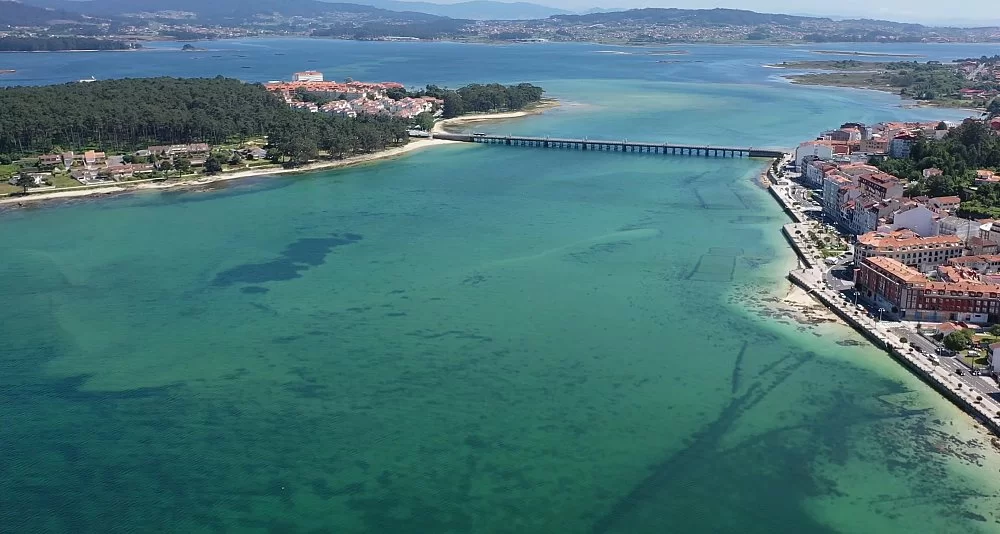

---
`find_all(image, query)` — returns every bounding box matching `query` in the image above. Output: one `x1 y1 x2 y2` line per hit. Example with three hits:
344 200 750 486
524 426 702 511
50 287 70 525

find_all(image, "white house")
293 71 324 82
892 204 939 237
796 141 834 168
991 342 1000 373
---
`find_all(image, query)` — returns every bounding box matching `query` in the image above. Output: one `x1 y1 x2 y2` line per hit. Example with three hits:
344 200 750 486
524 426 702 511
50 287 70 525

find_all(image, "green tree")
989 324 1000 337
944 329 974 351
414 111 435 131
175 158 192 175
158 160 173 175
442 92 465 118
203 156 223 175
14 173 35 193
228 152 244 166
986 98 1000 119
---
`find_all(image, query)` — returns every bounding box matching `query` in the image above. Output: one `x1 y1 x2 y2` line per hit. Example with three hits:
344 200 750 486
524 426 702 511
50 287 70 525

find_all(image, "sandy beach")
1 137 460 206
432 99 559 134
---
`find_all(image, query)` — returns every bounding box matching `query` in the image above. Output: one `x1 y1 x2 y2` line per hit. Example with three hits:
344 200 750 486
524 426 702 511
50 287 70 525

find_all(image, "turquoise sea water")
4 40 1000 533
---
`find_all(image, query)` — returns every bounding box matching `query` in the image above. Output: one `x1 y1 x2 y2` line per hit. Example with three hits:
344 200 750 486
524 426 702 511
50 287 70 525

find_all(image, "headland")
0 72 551 207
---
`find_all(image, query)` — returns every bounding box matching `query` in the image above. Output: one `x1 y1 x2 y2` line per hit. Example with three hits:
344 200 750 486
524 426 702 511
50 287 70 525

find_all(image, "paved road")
845 282 1000 404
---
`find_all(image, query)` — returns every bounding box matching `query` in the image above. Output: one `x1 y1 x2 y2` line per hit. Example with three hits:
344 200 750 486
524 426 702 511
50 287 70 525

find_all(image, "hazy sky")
431 0 997 25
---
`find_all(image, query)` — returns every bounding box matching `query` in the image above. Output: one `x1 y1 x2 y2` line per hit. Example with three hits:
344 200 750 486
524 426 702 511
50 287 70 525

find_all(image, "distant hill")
581 7 625 15
332 0 572 20
0 0 100 26
548 7 931 32
550 7 823 25
19 0 444 23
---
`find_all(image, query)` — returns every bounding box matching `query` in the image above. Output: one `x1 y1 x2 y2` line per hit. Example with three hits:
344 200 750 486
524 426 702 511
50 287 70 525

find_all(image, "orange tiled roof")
857 230 962 249
864 256 928 283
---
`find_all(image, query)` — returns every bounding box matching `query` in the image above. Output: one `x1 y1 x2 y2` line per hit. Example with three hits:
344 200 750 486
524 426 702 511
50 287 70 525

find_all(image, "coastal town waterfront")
770 167 1000 436
5 40 1000 533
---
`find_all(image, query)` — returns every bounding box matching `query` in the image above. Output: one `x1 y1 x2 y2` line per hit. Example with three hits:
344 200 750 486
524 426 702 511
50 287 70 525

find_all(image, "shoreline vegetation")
0 37 140 52
811 50 924 58
0 101 558 208
770 58 999 110
0 138 457 206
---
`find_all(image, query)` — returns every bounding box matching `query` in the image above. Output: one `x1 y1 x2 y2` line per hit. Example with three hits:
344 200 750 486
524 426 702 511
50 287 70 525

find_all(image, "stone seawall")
788 270 1000 436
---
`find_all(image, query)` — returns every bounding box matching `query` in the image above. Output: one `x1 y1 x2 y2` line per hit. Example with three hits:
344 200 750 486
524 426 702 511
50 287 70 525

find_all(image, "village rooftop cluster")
9 143 269 188
264 71 443 119
790 117 1000 372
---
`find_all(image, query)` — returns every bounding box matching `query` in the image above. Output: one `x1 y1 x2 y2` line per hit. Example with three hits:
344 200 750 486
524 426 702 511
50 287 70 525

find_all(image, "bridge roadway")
433 132 785 159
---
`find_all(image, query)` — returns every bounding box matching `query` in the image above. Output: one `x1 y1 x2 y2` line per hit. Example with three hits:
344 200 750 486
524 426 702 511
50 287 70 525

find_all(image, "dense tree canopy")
267 113 409 166
0 77 413 166
0 76 544 171
878 120 1000 217
0 37 137 52
0 77 292 155
418 83 544 118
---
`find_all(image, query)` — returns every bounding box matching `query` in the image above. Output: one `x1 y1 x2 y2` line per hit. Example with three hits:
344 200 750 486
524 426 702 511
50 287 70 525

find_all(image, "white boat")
78 76 97 83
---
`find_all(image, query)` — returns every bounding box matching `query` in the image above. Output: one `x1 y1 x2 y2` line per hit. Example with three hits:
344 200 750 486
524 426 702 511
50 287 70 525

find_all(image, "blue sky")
430 0 996 25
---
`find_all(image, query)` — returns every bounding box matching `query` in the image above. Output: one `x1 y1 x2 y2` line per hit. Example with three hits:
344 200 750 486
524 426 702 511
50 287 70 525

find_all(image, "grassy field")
962 352 990 368
49 173 81 189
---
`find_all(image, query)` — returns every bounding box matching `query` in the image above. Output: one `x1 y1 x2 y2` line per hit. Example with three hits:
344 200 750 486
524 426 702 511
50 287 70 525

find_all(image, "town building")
293 71 324 82
795 140 834 168
940 216 982 242
850 198 901 235
927 196 961 215
975 169 1000 185
858 172 904 200
854 230 964 272
966 236 1000 256
83 150 106 167
946 255 1000 275
822 174 856 222
888 133 918 159
859 134 888 154
37 154 62 168
855 256 1000 324
891 203 938 237
804 159 837 187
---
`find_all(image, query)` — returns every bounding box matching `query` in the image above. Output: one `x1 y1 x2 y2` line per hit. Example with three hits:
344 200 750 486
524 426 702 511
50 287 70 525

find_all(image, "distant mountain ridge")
8 1 998 43
0 0 102 26
19 0 444 23
327 0 571 20
549 7 928 31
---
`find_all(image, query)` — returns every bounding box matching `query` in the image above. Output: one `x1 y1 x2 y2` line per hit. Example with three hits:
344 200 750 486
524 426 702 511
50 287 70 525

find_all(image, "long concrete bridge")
433 132 785 159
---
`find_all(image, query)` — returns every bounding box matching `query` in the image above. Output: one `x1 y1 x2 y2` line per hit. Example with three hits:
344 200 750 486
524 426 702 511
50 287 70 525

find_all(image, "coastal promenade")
768 163 1000 436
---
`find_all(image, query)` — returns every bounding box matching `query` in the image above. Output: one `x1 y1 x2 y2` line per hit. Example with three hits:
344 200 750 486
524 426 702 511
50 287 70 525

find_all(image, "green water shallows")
4 40 1000 533
3 146 1000 533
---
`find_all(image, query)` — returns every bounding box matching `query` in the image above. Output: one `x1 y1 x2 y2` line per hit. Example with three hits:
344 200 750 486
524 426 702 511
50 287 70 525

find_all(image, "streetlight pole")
853 291 859 305
878 308 885 322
